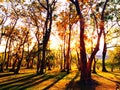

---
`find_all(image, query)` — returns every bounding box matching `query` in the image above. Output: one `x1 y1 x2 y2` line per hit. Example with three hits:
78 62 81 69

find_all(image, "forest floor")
0 68 120 90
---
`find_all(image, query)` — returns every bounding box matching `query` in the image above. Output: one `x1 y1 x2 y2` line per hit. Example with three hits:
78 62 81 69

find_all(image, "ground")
0 68 120 90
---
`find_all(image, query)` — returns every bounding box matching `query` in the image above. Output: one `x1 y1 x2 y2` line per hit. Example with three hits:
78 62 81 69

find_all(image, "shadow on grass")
110 72 120 77
66 72 99 90
0 72 67 90
65 71 79 90
0 73 39 87
96 73 120 84
66 79 99 90
0 72 15 78
43 72 68 90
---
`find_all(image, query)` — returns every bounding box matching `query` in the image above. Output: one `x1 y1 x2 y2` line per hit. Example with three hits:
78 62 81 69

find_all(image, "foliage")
108 47 120 69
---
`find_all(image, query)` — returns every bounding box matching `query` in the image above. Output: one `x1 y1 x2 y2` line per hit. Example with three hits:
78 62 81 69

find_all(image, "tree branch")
38 0 47 10
101 0 109 20
70 0 76 4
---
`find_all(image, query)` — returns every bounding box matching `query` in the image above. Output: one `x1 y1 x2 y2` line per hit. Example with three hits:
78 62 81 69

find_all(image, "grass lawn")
0 68 120 90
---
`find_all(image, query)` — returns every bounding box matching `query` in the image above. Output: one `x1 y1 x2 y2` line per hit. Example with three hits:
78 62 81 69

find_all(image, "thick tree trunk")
71 0 87 83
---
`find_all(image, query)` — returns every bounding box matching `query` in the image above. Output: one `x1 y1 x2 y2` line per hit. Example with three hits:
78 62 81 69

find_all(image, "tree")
108 46 120 72
70 0 108 83
14 28 29 74
102 0 120 72
38 0 57 74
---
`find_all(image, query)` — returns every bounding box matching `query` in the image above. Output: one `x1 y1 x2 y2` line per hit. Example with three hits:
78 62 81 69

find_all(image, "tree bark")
102 32 107 72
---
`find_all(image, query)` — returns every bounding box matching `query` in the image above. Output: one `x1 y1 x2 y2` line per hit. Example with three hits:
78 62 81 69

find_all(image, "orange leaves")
78 0 89 4
83 0 89 3
96 13 101 19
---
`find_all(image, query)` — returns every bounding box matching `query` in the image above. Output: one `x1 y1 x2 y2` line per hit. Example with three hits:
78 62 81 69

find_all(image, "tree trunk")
63 29 66 72
26 43 30 69
0 63 4 72
26 60 30 69
11 57 17 72
102 33 107 72
92 57 97 73
60 46 63 70
111 64 114 72
3 37 9 71
14 60 22 74
39 44 46 74
6 39 12 70
47 59 51 70
66 3 72 74
37 45 41 73
70 0 108 84
30 59 33 68
71 0 87 83
66 29 71 73
38 0 55 74
14 45 25 74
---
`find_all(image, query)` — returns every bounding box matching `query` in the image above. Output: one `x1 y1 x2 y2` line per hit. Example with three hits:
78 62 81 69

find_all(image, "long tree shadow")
0 73 39 87
107 72 120 81
43 72 68 90
65 71 79 90
0 72 67 90
0 72 15 78
110 72 120 77
109 72 120 82
66 72 99 90
96 73 120 84
0 73 36 83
